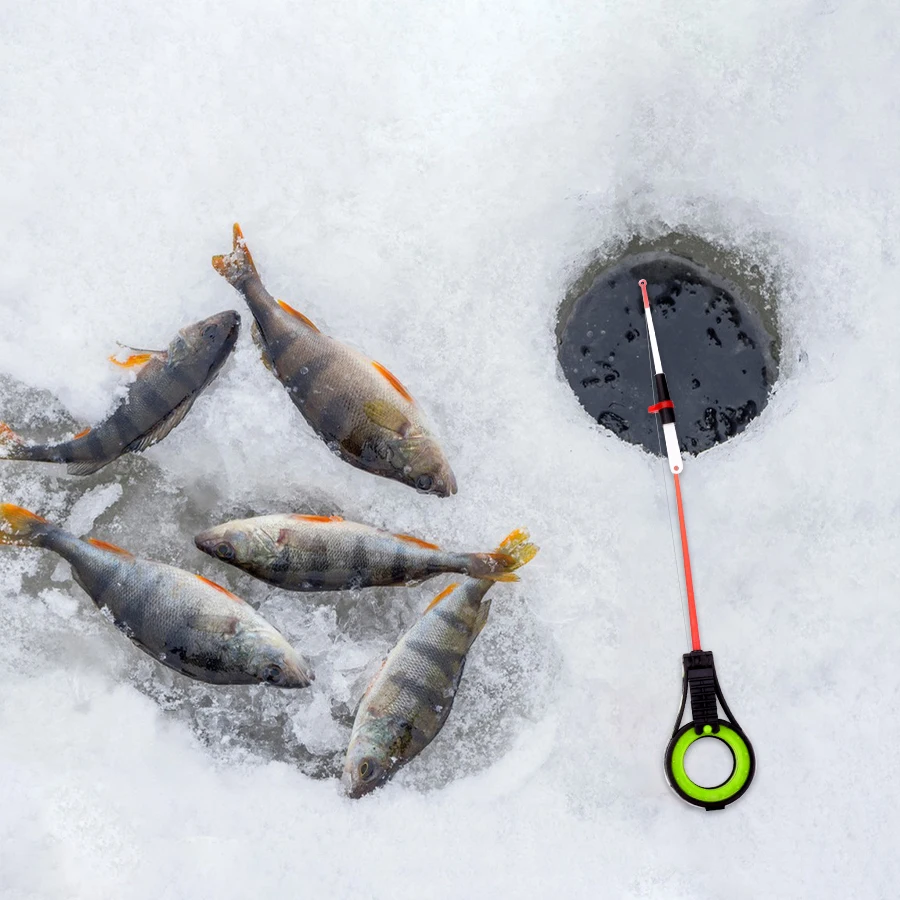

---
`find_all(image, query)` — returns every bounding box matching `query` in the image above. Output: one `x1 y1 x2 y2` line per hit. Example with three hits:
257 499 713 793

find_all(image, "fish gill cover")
1 2 899 898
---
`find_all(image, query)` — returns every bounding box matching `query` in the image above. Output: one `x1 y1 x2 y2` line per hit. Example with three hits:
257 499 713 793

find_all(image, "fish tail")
0 423 28 460
467 528 539 582
0 503 53 547
212 223 258 285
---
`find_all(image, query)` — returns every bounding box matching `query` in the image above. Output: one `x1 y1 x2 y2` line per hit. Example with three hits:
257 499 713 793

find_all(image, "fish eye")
215 542 235 560
358 758 379 781
415 474 434 492
202 324 218 340
262 664 283 684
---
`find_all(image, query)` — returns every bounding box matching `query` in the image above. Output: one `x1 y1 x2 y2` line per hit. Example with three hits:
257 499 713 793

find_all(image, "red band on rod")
648 400 674 414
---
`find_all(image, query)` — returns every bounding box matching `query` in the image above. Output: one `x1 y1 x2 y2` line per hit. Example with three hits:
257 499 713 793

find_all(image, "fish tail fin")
467 528 539 582
0 423 28 460
0 503 52 546
212 223 258 285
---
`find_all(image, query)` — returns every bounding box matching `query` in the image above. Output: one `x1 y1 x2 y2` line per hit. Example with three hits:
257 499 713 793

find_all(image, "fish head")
341 725 395 799
245 632 315 689
169 310 241 369
392 435 458 497
194 521 265 569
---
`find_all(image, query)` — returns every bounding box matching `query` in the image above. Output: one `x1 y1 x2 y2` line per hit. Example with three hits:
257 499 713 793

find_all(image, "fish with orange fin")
0 504 313 687
341 529 538 798
195 514 532 592
0 311 240 476
212 224 456 496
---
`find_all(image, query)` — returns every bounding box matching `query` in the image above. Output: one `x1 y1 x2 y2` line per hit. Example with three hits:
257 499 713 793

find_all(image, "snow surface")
2 1 899 897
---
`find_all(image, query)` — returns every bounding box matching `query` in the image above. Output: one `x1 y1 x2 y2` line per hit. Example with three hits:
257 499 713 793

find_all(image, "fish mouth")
217 310 242 349
344 775 381 800
429 468 457 498
193 530 218 556
442 469 458 497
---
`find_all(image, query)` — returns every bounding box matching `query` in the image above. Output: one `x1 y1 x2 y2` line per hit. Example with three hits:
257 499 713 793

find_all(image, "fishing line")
638 277 755 811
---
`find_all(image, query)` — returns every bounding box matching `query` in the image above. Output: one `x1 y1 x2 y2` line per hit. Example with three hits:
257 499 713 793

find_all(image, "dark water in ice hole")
557 251 778 456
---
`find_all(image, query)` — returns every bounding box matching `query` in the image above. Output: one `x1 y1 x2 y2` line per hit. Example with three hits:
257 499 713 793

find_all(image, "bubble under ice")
1 2 899 898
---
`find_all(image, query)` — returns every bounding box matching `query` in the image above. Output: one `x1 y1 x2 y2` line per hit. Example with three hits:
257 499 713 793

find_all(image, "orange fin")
109 353 153 369
372 361 413 404
212 223 258 284
195 573 242 601
0 422 25 445
87 538 133 557
466 551 520 581
0 504 49 545
73 427 91 440
424 582 459 613
494 528 538 571
393 533 440 551
276 300 319 332
290 514 344 523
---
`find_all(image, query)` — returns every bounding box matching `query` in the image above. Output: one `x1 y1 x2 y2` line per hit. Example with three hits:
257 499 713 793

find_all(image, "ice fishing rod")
640 278 755 811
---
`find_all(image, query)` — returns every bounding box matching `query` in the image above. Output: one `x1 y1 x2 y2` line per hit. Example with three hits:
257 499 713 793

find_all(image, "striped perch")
0 504 313 688
342 529 538 798
0 310 240 476
211 224 456 497
195 514 531 592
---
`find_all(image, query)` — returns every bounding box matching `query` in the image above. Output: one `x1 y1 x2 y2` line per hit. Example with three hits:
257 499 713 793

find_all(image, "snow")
2 0 899 897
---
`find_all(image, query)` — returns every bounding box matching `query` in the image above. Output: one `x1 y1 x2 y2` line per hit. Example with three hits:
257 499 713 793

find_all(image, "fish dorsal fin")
393 533 440 550
276 300 319 332
363 400 413 437
372 361 413 403
424 582 459 614
290 514 344 523
122 393 197 455
109 353 153 369
195 574 243 602
108 342 166 369
87 538 133 557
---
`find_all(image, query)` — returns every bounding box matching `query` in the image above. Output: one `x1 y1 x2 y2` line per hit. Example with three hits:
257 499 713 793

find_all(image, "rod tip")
638 278 650 308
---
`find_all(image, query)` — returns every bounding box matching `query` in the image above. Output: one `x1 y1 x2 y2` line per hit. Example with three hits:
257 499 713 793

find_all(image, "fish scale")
0 504 313 688
212 223 457 496
341 528 538 798
195 515 526 592
0 310 240 475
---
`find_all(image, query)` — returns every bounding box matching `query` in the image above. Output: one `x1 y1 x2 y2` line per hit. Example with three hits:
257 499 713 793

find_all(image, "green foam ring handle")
664 719 755 811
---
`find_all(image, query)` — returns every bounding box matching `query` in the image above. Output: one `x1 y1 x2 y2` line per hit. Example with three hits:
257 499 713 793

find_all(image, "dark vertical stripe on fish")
318 395 353 444
390 546 408 584
137 383 175 421
405 639 462 679
389 673 449 714
434 607 471 635
349 535 368 585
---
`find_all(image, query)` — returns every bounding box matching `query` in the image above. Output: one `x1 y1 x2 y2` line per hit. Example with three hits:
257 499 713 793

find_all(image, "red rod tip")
638 278 650 309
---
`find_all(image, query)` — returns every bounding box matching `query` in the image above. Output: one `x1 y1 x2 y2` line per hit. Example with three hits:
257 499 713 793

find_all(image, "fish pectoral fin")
363 400 413 437
123 394 197 455
67 458 114 476
191 614 240 637
250 321 277 374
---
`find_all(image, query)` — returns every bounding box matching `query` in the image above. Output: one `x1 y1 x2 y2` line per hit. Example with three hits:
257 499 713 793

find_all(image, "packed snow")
2 1 899 897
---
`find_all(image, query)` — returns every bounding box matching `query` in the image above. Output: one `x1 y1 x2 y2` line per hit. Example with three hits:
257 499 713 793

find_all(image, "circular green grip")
664 720 755 810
